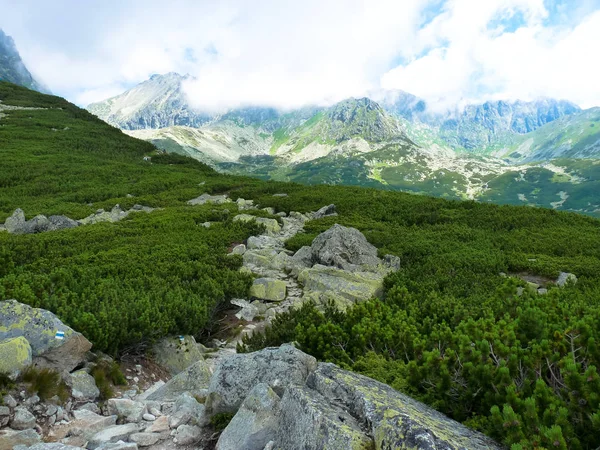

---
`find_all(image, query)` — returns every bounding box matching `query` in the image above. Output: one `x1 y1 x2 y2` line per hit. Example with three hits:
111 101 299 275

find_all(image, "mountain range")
0 29 597 217
84 72 599 216
0 29 47 93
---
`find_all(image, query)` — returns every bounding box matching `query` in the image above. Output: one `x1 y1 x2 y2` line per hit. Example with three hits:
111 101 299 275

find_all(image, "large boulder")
206 344 317 414
216 383 280 450
310 224 380 271
298 264 385 309
308 363 502 450
249 278 287 302
0 300 92 373
0 428 41 450
146 359 212 402
168 393 207 429
0 336 32 379
151 335 204 376
275 385 372 450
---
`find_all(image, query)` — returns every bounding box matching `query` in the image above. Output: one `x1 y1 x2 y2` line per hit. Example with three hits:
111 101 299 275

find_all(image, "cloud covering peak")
1 0 599 109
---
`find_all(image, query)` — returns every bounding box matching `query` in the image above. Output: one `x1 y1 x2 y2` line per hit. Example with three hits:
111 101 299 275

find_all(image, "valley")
87 73 600 217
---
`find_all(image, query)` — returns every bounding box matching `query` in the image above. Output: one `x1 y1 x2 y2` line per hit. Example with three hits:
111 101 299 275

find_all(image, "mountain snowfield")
89 72 600 217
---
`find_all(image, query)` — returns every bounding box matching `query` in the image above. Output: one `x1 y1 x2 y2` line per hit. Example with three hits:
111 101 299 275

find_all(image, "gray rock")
169 393 206 429
262 207 276 215
70 370 100 400
383 254 401 271
187 193 230 206
292 246 313 267
249 278 286 302
0 336 32 379
106 399 145 423
538 288 548 295
557 272 577 287
308 362 502 450
3 209 26 234
86 424 141 450
310 224 380 271
129 432 160 447
2 394 17 408
68 410 118 441
145 415 169 433
216 383 280 450
206 344 317 414
247 236 282 250
142 413 155 421
0 299 92 373
17 444 83 450
47 215 79 231
174 424 202 445
312 204 337 219
0 428 41 450
231 299 259 322
272 193 288 197
77 402 101 414
146 359 212 402
151 335 204 376
231 244 246 255
95 441 138 450
0 406 9 417
10 406 37 430
276 384 371 450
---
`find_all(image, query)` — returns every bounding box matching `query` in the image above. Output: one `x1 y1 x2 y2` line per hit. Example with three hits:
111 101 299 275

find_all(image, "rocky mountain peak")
0 29 47 93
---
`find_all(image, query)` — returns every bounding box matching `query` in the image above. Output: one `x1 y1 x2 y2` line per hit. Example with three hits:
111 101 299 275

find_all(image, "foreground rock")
146 359 212 402
206 344 317 414
212 345 501 450
0 428 41 450
0 299 92 372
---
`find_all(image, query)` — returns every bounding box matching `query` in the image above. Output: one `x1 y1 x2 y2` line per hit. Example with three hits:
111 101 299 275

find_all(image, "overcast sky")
1 0 599 110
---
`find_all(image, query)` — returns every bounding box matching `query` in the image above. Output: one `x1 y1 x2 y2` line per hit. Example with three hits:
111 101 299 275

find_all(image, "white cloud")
381 0 600 108
1 0 599 109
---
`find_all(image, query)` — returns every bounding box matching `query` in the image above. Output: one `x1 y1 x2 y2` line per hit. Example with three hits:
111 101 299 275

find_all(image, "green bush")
20 366 70 402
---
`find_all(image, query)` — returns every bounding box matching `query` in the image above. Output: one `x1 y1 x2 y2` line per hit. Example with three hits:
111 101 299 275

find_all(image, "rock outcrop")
187 193 231 206
1 205 155 235
0 300 92 373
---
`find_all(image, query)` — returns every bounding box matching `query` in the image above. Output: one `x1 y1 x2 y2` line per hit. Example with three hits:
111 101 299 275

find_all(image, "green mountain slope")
3 81 600 448
500 107 600 162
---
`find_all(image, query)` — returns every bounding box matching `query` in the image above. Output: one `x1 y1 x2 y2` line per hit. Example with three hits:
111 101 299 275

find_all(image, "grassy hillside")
2 82 600 448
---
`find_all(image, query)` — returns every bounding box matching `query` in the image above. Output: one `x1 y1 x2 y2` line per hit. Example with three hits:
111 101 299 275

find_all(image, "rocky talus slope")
0 196 502 449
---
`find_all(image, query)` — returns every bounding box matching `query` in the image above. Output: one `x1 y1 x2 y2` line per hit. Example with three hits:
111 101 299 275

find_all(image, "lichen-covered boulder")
298 264 384 309
0 300 92 373
69 370 100 400
188 193 230 206
310 224 380 270
146 359 212 402
275 385 372 450
233 215 281 235
206 344 317 415
151 335 204 376
0 336 32 379
249 278 287 302
308 363 502 450
216 383 281 450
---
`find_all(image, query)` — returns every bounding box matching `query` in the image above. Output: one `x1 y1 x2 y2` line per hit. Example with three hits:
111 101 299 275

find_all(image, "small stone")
175 425 201 445
148 408 161 417
142 413 156 422
135 365 142 373
130 432 160 447
11 406 37 430
145 415 169 433
133 377 139 383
